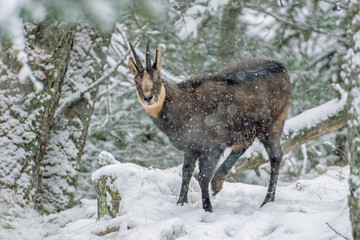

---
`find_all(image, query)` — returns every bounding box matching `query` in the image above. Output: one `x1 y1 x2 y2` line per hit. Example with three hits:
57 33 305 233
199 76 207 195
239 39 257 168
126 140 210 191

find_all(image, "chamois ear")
153 50 162 72
128 57 138 76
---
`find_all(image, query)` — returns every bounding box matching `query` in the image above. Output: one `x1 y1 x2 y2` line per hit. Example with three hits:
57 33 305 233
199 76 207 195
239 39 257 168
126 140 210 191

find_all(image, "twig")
323 0 348 9
101 77 111 127
325 222 350 240
323 141 349 165
244 4 345 37
301 144 307 175
331 83 346 101
54 24 148 119
306 47 338 70
96 226 120 236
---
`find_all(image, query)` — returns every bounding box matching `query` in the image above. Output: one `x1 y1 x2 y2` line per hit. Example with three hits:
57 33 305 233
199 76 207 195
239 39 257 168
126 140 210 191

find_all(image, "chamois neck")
162 80 189 109
159 79 190 116
162 80 182 101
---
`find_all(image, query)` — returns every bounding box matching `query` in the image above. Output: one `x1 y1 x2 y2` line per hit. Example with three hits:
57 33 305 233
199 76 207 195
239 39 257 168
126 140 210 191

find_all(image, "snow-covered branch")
234 85 348 173
54 25 148 119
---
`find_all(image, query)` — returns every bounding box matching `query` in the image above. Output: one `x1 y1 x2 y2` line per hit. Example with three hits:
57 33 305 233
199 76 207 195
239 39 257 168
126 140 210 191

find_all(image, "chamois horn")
129 42 144 73
146 39 152 72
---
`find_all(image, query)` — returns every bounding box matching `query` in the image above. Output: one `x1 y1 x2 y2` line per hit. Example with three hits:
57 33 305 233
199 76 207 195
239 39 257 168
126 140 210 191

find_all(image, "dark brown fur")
128 42 292 212
156 60 290 151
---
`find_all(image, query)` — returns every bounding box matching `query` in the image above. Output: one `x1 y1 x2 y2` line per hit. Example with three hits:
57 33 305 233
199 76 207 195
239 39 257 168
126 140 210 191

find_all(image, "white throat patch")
137 85 166 118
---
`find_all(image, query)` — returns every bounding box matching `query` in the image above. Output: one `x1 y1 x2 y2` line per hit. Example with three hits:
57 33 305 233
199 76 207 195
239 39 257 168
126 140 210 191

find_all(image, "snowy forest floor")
1 162 351 240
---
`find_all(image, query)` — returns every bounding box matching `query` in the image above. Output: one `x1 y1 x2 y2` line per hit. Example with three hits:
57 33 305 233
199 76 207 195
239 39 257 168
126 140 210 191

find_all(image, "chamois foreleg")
260 134 283 207
211 146 249 196
177 153 197 205
198 149 222 212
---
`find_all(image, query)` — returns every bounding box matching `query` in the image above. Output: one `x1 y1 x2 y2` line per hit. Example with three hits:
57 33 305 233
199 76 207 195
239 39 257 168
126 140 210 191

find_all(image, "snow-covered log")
234 85 348 173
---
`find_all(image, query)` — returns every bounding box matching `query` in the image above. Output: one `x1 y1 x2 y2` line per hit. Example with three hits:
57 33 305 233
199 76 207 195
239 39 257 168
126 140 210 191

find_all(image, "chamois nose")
143 95 153 104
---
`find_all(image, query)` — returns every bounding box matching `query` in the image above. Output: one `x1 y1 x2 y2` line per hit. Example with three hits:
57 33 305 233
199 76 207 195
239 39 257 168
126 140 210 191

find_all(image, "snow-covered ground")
1 160 351 240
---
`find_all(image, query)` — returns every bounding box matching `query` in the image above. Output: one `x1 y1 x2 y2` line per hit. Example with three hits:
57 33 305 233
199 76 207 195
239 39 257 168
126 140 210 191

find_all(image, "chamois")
128 40 292 212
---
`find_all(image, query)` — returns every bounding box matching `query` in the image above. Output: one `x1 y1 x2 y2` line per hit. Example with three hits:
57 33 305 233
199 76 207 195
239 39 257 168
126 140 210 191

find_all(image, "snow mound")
46 162 351 240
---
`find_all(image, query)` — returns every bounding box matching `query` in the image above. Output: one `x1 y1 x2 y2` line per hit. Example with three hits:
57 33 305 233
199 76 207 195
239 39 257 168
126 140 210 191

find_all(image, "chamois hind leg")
198 149 222 212
259 133 283 207
211 146 248 196
177 153 197 205
259 103 289 207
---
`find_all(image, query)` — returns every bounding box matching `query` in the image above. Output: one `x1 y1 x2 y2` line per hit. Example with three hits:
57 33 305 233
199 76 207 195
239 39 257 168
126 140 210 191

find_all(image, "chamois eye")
135 77 141 84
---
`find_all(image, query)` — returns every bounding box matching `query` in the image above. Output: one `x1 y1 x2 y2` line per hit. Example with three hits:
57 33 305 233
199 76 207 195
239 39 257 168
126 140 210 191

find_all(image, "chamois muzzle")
143 94 153 104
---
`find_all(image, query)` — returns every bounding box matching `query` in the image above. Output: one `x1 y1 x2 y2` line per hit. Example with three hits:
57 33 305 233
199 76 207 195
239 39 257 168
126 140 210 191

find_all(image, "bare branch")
279 0 284 7
307 47 338 70
323 0 349 9
325 222 350 240
244 4 345 37
101 77 111 128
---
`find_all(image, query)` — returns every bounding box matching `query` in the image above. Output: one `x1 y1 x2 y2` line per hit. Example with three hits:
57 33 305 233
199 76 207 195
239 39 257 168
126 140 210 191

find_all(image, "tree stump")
94 175 121 218
93 151 122 218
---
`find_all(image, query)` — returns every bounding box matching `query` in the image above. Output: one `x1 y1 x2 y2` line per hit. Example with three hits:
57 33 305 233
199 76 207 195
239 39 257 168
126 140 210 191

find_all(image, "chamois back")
177 59 288 92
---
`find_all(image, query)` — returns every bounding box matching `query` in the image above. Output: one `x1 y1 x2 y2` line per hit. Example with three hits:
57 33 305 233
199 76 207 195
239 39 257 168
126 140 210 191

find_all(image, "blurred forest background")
0 0 358 228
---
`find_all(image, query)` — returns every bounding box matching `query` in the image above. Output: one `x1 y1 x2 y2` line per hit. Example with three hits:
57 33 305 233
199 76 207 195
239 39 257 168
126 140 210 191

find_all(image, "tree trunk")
36 23 112 214
343 2 360 239
218 0 242 68
0 19 111 214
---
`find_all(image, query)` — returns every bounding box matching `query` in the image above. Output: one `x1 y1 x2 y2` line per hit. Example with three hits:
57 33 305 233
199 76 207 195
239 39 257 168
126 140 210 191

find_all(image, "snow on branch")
54 25 148 119
0 1 44 91
162 68 186 83
284 83 347 138
17 51 44 92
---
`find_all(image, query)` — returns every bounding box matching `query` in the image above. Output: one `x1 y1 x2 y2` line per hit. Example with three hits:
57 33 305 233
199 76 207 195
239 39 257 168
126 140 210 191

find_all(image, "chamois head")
128 40 165 117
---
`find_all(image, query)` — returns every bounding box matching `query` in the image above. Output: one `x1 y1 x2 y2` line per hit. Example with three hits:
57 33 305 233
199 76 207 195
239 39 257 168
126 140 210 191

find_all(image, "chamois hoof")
260 194 275 208
203 204 213 212
212 189 220 196
176 199 187 206
260 200 268 208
